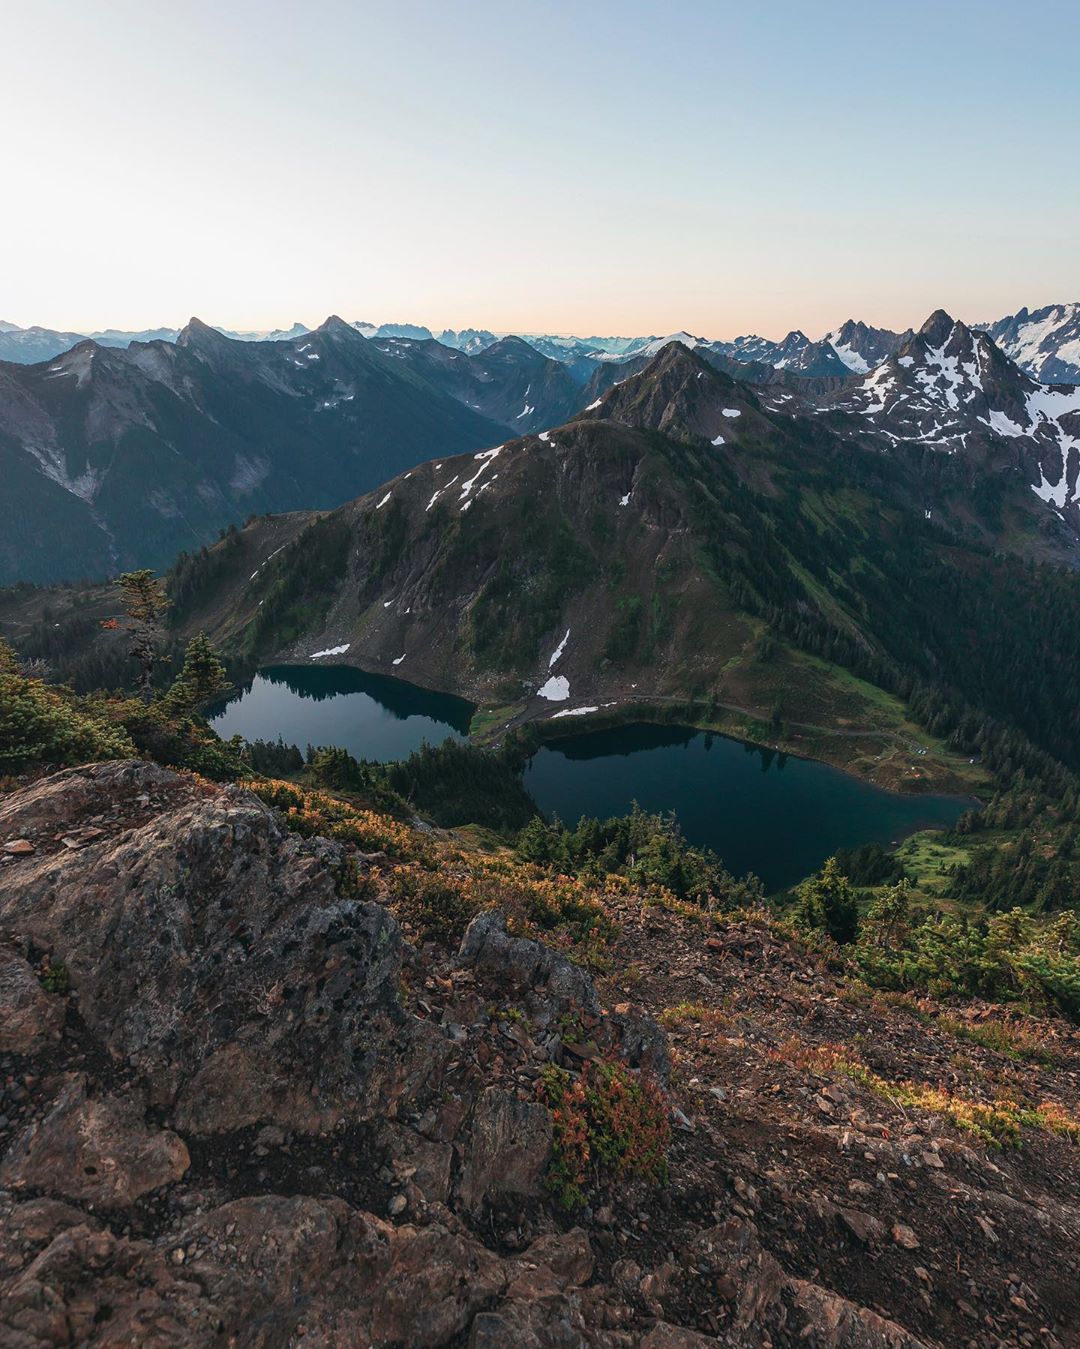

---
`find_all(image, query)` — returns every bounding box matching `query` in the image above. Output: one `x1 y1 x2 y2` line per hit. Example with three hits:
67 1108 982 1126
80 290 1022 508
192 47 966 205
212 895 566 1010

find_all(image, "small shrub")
770 1037 1080 1147
40 960 70 994
539 1059 670 1210
791 857 859 945
935 1014 1059 1065
392 869 481 946
249 779 417 856
659 1001 729 1029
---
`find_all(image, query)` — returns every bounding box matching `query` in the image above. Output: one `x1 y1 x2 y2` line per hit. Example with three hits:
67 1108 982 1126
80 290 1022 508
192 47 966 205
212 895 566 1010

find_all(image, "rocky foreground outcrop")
0 762 1078 1347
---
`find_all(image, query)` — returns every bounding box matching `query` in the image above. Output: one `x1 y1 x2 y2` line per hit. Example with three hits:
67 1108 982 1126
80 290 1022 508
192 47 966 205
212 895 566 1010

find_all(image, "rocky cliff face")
1 762 1078 1346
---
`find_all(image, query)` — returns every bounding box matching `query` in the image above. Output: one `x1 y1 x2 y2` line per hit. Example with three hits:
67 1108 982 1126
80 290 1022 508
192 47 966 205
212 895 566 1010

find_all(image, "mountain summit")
579 341 766 445
824 319 911 373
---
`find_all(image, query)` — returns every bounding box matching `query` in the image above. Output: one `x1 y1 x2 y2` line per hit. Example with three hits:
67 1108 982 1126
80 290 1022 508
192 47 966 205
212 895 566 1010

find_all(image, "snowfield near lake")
537 675 570 701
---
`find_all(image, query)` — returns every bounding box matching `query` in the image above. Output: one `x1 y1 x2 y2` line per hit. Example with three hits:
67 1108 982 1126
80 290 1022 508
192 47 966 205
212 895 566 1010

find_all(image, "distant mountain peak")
823 320 910 374
177 316 231 350
644 338 715 375
918 309 959 345
485 334 538 355
316 314 362 339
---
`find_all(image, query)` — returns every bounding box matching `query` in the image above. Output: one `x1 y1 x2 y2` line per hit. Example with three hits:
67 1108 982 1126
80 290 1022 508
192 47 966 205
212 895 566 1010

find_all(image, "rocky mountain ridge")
711 331 850 379
822 321 914 375
9 303 1078 389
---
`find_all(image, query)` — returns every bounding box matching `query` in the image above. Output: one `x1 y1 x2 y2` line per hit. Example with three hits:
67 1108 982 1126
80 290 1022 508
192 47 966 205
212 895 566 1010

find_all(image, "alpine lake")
210 664 974 894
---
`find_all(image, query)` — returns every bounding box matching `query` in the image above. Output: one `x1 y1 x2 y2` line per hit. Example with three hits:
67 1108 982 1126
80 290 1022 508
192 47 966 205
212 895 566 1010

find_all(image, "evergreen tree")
165 633 228 713
792 857 859 944
860 878 911 950
117 570 170 704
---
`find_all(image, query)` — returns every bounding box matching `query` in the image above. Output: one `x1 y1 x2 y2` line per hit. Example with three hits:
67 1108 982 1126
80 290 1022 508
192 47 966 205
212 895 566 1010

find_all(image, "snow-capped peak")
814 313 1080 518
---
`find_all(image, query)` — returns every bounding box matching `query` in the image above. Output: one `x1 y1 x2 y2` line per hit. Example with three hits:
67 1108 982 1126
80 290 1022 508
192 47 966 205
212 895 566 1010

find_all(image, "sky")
3 0 1078 340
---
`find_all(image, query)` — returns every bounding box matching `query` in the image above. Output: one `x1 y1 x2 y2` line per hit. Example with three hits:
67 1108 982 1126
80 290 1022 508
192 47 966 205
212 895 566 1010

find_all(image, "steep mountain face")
514 334 604 382
580 351 654 404
823 319 910 373
812 311 1080 527
0 318 506 584
980 302 1080 383
766 330 850 377
370 334 583 434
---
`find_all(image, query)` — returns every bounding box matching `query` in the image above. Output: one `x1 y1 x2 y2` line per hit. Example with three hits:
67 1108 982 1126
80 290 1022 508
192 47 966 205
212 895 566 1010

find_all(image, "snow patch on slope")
537 675 570 701
548 628 570 668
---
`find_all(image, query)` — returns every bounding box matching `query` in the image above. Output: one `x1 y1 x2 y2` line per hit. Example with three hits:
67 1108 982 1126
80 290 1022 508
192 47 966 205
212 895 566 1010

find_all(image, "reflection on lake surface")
211 669 974 893
524 722 973 893
209 664 474 762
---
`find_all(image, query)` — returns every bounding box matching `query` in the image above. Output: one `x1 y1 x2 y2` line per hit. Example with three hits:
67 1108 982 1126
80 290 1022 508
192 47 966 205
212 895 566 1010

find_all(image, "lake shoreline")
524 721 976 894
220 656 988 804
518 699 987 806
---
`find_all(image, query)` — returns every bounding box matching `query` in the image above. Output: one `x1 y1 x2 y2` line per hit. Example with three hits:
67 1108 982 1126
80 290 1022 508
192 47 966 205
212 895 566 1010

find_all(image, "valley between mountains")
17 311 1073 795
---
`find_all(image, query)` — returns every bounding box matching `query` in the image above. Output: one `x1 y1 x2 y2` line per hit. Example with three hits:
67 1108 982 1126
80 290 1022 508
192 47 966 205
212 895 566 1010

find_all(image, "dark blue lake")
525 723 972 892
209 664 474 762
211 668 973 892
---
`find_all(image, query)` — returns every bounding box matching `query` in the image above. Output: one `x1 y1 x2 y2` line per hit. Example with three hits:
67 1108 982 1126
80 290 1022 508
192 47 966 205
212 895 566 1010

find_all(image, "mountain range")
806 311 1080 523
118 319 1080 782
4 303 1079 594
6 302 1079 383
0 317 506 584
0 320 311 366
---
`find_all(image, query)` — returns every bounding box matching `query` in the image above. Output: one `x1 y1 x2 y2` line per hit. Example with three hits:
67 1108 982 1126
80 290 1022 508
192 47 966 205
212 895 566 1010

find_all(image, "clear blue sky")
3 0 1077 338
